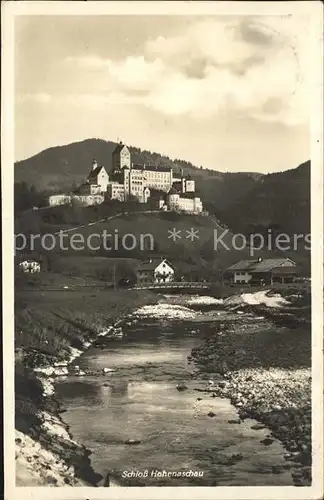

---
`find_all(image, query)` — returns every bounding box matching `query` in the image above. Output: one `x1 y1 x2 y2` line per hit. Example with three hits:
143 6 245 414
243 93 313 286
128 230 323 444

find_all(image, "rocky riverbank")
189 291 312 486
15 288 158 486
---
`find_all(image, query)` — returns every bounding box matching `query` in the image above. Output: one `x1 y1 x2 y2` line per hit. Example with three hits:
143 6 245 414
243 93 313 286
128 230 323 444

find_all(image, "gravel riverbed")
190 313 312 486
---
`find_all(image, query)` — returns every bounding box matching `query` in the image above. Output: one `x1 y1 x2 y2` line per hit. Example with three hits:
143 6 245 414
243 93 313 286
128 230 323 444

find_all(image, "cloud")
57 16 309 125
107 56 164 91
19 93 52 104
238 19 275 46
65 55 107 68
144 18 274 72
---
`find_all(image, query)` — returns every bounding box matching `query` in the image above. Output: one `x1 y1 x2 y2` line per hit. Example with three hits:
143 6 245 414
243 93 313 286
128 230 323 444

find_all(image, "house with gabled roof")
136 258 175 284
86 159 109 193
225 257 298 285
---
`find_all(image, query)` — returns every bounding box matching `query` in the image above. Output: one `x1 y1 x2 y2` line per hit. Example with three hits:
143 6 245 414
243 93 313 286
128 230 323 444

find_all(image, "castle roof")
168 186 180 195
88 165 105 180
149 188 167 199
227 258 297 273
171 181 182 192
179 192 199 200
112 142 129 155
140 164 172 173
110 171 123 182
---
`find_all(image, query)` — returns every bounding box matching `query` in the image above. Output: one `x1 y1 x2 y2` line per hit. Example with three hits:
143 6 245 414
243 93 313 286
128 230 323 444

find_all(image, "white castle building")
49 142 203 214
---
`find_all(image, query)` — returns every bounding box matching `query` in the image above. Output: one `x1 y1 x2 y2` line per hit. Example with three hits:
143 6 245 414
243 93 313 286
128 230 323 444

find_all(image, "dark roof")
88 165 105 179
116 163 172 173
148 188 167 199
142 165 172 173
171 181 182 192
227 258 297 273
168 186 180 195
180 192 199 200
110 170 123 181
112 142 129 155
17 252 41 263
136 258 174 272
173 171 182 178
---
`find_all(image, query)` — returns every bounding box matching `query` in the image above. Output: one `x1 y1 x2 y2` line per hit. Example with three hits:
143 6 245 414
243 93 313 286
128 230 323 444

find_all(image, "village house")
225 257 298 285
18 260 41 273
136 258 175 284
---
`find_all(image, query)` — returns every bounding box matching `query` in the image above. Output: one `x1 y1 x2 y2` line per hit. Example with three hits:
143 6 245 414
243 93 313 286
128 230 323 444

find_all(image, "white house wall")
97 168 109 191
154 261 175 282
234 272 252 283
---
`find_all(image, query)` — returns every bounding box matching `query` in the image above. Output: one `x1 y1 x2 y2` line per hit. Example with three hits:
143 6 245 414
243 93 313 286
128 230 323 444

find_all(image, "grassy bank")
190 299 311 486
15 287 157 365
15 286 158 486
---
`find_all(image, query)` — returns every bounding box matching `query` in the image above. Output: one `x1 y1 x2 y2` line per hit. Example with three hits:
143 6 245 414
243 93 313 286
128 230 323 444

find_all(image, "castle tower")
92 159 98 171
112 142 131 171
185 176 195 192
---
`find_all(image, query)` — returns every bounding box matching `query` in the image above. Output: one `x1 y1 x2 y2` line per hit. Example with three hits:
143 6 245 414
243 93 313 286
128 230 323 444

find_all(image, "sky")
14 14 311 172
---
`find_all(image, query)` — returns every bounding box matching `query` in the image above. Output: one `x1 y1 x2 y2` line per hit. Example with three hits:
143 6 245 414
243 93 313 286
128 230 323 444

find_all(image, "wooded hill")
15 139 310 244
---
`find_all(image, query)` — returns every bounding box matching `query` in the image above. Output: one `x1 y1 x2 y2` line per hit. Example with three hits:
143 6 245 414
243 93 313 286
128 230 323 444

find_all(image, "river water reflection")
55 301 294 486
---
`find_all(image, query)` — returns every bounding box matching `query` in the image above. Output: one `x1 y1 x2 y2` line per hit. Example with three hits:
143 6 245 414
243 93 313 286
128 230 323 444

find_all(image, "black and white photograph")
2 1 323 499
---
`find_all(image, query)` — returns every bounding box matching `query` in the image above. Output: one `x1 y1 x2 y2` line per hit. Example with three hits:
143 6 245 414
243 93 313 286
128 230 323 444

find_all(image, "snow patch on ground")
186 296 224 306
97 326 123 337
19 320 124 486
38 377 55 397
134 303 197 319
98 326 115 337
241 290 289 308
69 347 83 362
224 290 289 309
41 411 77 443
34 366 69 377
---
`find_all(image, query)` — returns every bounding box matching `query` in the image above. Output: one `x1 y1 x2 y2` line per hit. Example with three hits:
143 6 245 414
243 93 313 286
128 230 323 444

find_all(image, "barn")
225 257 298 285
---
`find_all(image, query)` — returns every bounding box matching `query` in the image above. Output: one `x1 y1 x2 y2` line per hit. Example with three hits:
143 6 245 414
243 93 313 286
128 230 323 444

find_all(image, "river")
55 297 295 486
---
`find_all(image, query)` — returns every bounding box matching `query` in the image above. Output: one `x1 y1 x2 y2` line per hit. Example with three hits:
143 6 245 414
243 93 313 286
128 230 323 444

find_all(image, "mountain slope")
15 139 310 246
216 161 310 236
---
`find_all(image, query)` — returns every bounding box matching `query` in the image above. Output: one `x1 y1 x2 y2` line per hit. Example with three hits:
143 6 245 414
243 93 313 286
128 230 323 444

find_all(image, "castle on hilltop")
49 142 203 214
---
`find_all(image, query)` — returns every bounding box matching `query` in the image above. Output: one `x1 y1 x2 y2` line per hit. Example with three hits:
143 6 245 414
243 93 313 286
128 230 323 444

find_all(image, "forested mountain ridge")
15 139 310 238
